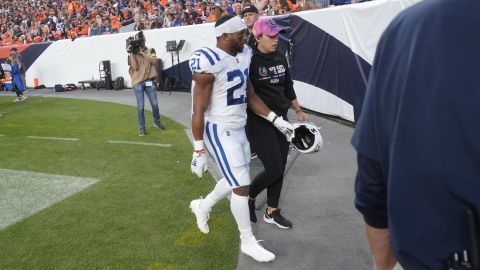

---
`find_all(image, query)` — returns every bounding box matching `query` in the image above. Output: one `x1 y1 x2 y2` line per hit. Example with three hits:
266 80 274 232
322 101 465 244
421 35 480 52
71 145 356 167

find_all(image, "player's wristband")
266 111 278 123
295 109 303 113
194 140 204 151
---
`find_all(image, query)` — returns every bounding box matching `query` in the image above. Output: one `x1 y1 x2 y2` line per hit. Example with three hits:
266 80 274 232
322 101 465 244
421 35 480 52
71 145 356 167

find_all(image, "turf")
0 96 238 270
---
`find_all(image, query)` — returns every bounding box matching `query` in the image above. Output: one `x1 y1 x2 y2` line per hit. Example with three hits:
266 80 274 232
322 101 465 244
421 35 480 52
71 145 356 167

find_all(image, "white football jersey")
190 45 253 129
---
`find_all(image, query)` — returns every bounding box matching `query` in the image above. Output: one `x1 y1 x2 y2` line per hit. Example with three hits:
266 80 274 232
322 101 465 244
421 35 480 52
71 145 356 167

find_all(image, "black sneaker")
249 199 257 223
263 209 292 229
153 122 166 130
139 128 146 136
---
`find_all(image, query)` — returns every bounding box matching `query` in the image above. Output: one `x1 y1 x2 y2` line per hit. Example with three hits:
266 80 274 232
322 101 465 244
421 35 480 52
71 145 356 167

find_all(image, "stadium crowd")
0 0 369 46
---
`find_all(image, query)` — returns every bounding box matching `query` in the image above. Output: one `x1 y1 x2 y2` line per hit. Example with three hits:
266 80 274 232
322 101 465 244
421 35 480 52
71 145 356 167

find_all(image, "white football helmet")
291 122 323 154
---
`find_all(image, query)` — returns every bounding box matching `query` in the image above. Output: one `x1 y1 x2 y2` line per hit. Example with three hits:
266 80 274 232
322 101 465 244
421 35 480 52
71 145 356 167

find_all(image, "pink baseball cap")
252 18 284 37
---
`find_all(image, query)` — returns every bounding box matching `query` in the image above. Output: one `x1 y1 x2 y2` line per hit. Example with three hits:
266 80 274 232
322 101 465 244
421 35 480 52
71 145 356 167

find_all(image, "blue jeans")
133 80 162 129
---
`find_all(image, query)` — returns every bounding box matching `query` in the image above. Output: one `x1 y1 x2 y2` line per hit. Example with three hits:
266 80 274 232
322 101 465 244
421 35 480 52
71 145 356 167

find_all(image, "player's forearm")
191 112 205 142
247 89 271 117
365 224 397 270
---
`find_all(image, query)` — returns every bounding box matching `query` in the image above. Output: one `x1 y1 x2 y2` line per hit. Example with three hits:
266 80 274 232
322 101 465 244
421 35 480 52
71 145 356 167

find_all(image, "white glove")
273 116 294 142
191 150 208 178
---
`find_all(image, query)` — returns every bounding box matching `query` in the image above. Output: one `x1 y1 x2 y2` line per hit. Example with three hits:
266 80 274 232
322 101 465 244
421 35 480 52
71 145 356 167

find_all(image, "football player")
189 14 293 262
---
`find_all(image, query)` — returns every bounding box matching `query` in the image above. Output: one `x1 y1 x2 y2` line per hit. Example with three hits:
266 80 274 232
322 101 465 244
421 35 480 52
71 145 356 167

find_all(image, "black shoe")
263 209 292 229
139 128 146 136
248 199 257 223
153 122 166 130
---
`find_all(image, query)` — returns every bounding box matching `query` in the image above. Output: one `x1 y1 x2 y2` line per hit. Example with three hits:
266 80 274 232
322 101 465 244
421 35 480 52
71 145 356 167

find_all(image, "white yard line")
105 140 172 147
0 169 98 229
26 136 79 141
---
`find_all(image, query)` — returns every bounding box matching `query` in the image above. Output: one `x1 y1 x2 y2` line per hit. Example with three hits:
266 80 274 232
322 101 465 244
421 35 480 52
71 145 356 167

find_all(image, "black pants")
246 111 290 208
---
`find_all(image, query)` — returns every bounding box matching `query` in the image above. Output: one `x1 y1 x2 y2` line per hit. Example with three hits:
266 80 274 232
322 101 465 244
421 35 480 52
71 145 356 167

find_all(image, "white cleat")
240 237 276 262
189 198 210 234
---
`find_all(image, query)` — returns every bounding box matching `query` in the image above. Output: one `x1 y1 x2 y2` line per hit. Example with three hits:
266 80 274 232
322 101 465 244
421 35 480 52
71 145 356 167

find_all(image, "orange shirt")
54 30 62 39
123 11 130 20
207 12 225 22
2 37 12 46
76 4 84 13
37 14 46 23
68 31 78 39
287 0 301 12
207 13 216 22
33 36 44 43
68 3 75 14
79 25 89 36
111 20 121 30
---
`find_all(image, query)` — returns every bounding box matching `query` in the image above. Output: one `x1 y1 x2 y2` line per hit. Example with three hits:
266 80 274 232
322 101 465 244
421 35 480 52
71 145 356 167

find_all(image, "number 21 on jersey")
227 68 248 106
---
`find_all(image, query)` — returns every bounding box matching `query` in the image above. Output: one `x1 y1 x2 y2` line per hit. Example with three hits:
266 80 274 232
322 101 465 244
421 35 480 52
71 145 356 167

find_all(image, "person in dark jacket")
352 1 480 269
241 4 259 49
246 18 309 229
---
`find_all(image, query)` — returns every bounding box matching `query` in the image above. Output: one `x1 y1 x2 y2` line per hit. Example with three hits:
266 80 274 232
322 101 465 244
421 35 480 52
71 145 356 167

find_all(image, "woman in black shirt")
246 18 309 229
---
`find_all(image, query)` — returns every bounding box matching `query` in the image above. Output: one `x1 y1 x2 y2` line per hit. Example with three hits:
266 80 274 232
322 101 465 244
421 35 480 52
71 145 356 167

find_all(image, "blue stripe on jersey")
212 124 240 187
205 47 221 61
194 49 215 65
205 122 233 186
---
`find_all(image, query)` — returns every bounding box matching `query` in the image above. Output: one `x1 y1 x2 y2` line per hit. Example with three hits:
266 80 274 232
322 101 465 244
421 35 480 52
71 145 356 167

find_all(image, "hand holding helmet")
272 116 294 142
291 122 323 154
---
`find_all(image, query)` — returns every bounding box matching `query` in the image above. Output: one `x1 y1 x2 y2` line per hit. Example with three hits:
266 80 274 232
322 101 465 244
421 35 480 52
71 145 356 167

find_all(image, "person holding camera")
128 31 166 136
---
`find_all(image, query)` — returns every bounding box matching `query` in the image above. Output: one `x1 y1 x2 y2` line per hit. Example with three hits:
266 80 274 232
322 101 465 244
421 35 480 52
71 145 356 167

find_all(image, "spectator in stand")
154 7 165 28
180 12 192 26
111 16 121 33
0 0 364 46
184 1 197 19
234 3 242 16
172 12 182 27
133 19 144 31
206 3 224 22
163 12 174 28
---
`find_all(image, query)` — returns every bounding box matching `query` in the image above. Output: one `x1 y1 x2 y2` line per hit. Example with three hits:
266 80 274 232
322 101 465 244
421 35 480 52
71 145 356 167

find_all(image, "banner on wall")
15 0 420 122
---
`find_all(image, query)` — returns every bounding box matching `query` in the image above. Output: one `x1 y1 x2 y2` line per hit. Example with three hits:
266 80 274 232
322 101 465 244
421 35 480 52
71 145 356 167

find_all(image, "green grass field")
0 96 238 270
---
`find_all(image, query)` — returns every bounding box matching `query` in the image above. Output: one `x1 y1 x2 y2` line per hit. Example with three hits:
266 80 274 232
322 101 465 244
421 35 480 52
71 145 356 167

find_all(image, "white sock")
230 192 254 241
201 178 231 211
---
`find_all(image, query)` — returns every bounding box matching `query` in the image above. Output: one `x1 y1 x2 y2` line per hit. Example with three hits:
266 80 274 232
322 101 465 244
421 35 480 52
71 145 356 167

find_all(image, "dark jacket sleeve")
282 54 296 101
354 153 388 229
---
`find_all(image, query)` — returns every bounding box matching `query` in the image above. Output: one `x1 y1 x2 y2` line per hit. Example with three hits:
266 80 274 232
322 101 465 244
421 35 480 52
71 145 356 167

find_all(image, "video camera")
126 31 145 54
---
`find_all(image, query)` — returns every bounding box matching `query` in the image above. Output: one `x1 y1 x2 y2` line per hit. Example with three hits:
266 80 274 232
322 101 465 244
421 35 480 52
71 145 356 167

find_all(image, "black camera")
126 31 145 54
